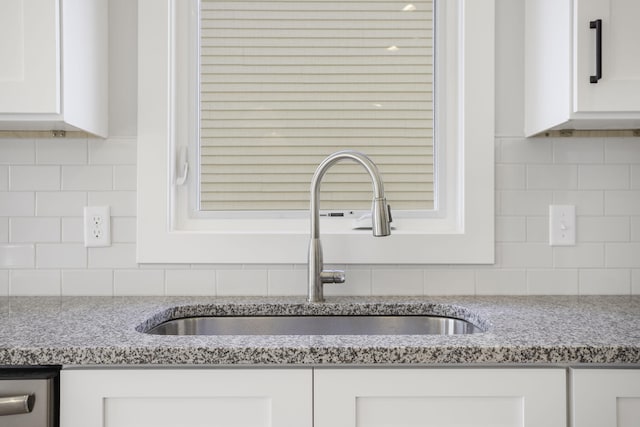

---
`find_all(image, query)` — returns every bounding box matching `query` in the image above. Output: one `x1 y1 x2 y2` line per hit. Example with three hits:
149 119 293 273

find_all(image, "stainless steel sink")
145 315 482 336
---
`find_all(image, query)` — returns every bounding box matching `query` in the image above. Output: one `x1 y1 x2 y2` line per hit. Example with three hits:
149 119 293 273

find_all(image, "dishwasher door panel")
0 374 57 427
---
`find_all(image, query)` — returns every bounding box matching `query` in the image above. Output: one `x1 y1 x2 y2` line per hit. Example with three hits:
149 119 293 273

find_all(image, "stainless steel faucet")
308 150 392 303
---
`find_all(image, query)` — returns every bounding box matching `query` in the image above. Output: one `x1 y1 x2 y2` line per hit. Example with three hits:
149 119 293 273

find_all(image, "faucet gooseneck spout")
308 150 392 303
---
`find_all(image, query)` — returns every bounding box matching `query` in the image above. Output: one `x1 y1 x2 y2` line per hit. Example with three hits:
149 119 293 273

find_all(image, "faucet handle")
320 270 346 284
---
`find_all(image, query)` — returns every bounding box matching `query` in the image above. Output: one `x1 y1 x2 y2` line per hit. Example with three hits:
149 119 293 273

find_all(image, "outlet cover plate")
84 206 111 247
549 205 576 246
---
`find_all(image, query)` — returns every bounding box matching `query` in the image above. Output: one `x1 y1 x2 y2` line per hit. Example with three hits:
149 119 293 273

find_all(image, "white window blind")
199 0 434 211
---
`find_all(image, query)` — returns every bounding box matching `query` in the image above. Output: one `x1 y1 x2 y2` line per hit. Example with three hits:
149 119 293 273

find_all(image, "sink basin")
145 315 482 336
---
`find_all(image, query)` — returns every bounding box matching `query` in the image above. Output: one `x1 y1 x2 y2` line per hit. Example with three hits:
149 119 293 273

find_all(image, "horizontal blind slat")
201 128 432 137
202 163 433 176
202 38 432 48
200 92 432 102
202 28 431 38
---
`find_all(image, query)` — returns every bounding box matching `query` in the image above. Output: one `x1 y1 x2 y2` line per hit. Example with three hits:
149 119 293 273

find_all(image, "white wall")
0 0 639 296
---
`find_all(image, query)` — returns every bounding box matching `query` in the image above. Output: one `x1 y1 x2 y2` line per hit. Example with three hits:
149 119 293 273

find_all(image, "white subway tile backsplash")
633 270 640 295
0 140 35 164
553 244 604 268
605 139 640 164
36 244 87 268
553 191 604 215
0 218 8 242
88 244 137 269
36 139 87 165
0 244 34 268
10 270 60 296
476 269 527 295
553 138 604 164
495 216 526 242
88 191 136 216
631 217 640 241
10 218 60 243
0 192 35 216
166 270 215 296
527 269 578 295
372 269 423 295
579 269 630 295
605 243 640 268
62 166 113 191
577 216 630 242
0 270 8 296
61 218 84 242
268 269 306 296
632 165 640 189
89 138 136 165
495 164 525 189
605 191 640 215
113 165 136 190
114 270 164 295
217 269 268 296
62 269 113 296
578 165 630 190
500 190 553 215
10 166 60 191
36 192 86 216
424 270 475 295
527 165 577 190
500 243 553 268
2 135 640 296
0 166 7 190
112 217 136 242
325 269 372 296
525 216 548 243
501 138 552 163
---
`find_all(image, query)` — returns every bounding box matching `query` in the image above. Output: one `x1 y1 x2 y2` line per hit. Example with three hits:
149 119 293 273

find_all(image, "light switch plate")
84 206 111 247
549 205 575 246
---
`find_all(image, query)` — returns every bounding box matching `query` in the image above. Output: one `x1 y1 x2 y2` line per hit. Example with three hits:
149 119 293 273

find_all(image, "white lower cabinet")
60 369 313 427
315 368 567 427
61 368 568 427
571 369 640 427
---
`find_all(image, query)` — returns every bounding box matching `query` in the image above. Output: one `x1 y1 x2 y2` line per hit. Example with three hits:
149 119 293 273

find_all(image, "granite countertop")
0 295 639 366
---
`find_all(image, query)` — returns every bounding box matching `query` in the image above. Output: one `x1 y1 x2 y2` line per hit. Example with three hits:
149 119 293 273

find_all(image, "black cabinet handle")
590 19 602 83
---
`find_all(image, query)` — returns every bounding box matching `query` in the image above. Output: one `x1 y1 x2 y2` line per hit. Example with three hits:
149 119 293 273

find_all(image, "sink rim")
145 314 483 336
136 301 489 336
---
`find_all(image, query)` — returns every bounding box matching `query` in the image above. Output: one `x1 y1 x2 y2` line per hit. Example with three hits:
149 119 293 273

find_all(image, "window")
137 0 494 264
196 0 434 213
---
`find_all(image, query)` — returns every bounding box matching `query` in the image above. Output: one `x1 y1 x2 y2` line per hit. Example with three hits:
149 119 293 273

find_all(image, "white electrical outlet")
549 205 576 246
84 206 111 247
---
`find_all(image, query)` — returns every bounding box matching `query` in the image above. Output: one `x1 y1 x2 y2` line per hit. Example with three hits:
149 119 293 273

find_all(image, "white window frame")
137 0 495 265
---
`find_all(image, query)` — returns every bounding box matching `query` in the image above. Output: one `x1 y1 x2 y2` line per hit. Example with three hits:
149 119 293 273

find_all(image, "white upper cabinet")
0 0 107 137
525 0 640 136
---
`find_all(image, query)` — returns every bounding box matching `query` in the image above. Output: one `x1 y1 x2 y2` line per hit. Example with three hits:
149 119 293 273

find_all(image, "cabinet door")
61 369 312 427
315 368 566 427
572 369 640 427
0 0 59 114
575 0 640 112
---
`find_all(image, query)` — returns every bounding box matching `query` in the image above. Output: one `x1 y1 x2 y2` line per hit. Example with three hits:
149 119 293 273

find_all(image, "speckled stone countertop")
0 296 638 366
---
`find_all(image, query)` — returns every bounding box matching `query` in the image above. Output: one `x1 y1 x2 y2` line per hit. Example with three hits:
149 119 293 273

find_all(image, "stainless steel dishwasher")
0 367 59 427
